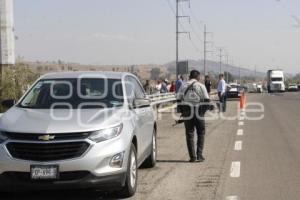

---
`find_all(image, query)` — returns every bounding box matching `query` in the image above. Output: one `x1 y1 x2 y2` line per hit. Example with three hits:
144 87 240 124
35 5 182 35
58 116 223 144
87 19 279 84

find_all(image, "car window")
125 76 145 104
19 78 124 109
131 77 145 99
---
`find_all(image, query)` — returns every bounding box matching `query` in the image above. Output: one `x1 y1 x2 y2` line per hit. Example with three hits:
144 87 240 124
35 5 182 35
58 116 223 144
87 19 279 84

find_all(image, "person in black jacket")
205 75 212 95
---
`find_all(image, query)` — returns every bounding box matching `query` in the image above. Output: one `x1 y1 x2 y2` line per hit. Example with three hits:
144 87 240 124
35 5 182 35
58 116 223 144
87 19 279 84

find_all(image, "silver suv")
0 72 157 197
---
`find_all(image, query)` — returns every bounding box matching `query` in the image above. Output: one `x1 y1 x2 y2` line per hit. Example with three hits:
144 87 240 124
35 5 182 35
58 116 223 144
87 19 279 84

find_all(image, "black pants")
184 114 206 160
218 92 227 112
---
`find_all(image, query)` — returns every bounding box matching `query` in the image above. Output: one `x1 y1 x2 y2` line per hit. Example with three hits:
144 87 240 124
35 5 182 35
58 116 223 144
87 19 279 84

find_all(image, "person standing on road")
175 75 184 93
205 75 212 94
143 80 152 95
160 80 168 93
176 70 210 162
169 81 176 93
217 74 226 112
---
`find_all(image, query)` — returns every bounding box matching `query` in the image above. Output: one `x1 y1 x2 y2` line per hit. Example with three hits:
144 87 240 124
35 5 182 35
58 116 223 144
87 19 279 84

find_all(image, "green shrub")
0 63 39 112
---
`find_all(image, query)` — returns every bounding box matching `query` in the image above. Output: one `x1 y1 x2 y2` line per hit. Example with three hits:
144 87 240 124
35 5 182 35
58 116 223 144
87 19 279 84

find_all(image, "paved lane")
220 92 300 200
6 93 300 200
131 101 239 200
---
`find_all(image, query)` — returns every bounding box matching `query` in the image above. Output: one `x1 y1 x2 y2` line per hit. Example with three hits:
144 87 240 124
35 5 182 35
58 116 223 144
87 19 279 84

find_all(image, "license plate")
30 165 59 180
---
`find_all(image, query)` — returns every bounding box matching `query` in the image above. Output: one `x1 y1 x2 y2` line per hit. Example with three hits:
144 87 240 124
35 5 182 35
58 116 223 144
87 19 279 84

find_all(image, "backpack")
177 82 196 116
177 82 214 116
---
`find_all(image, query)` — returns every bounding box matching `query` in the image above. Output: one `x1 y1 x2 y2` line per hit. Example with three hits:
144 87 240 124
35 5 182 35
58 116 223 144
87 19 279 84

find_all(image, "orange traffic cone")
243 92 246 107
240 91 244 109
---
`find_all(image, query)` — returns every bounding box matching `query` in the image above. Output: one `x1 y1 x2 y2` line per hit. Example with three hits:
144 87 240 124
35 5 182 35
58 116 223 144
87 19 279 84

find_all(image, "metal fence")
148 93 176 105
148 91 219 106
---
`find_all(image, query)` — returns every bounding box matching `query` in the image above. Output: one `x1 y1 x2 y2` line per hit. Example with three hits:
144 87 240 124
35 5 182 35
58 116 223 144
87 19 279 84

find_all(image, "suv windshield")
18 78 124 109
271 77 283 81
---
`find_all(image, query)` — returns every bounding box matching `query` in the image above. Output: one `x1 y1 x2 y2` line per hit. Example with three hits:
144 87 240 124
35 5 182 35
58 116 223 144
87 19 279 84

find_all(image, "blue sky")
14 0 300 73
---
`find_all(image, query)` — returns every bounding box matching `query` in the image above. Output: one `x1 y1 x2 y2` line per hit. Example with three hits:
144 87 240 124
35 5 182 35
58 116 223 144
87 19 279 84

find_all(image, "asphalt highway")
2 92 300 200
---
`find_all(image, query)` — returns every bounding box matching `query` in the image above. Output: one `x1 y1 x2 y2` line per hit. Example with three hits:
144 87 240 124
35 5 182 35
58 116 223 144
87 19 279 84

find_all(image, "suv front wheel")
121 143 138 197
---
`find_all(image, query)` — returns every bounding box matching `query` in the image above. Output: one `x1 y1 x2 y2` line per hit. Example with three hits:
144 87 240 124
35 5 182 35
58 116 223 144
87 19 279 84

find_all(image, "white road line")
239 116 245 121
234 141 243 151
226 196 239 200
238 121 244 126
237 129 244 136
230 161 241 178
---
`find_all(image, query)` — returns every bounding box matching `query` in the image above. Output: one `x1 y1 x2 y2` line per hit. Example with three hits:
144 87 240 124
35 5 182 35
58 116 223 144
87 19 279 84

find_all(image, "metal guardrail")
147 93 176 105
148 91 219 106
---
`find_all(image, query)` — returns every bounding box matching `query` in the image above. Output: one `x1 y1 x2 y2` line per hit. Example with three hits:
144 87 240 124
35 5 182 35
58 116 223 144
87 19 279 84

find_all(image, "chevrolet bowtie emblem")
38 135 55 141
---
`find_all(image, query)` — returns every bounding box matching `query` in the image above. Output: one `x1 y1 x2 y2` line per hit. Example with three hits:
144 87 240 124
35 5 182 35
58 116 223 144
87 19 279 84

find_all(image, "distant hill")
22 59 266 81
164 59 266 78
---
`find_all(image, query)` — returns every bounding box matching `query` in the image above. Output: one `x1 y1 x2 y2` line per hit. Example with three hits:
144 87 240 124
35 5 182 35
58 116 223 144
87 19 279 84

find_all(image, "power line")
204 25 213 75
189 7 204 31
178 5 203 43
176 2 202 54
176 0 191 77
165 0 192 42
166 0 235 76
166 0 202 73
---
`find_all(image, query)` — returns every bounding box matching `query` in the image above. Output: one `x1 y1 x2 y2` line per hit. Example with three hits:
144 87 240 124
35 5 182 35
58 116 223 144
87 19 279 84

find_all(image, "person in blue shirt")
217 74 227 112
175 75 184 93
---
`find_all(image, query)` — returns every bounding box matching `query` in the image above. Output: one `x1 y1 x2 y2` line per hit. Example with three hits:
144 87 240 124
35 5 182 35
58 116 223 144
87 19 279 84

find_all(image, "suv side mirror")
1 99 16 109
133 98 151 108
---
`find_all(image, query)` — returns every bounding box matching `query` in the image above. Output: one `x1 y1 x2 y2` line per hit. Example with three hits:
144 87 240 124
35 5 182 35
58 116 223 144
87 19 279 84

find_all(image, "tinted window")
271 78 283 81
19 78 124 109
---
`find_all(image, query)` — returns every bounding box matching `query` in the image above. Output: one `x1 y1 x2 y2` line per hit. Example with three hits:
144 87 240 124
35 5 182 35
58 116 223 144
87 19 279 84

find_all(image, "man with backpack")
176 70 210 163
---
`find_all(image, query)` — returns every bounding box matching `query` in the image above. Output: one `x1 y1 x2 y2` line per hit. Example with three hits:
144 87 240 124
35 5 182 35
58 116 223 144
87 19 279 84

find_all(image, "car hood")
0 107 127 133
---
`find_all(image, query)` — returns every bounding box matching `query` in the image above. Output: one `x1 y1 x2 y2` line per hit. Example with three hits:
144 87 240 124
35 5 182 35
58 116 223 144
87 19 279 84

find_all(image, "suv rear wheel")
142 128 157 168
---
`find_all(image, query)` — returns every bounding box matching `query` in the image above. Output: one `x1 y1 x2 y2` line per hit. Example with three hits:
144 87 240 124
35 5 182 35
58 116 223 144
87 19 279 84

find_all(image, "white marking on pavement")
239 116 245 121
230 162 241 178
237 129 244 136
238 121 244 126
226 196 239 200
234 141 243 151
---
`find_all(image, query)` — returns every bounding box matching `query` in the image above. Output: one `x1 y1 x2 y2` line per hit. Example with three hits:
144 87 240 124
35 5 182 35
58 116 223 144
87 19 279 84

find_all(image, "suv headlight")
0 131 8 143
89 124 123 143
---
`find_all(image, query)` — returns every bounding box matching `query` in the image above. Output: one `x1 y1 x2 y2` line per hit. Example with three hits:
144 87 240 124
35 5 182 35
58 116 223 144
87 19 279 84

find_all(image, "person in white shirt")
217 74 227 112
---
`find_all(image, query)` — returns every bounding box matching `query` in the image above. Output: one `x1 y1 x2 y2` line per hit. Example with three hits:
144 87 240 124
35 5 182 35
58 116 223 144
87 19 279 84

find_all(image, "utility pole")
203 25 212 75
176 0 179 78
225 54 229 83
239 65 241 85
254 65 257 82
0 0 15 97
176 0 190 78
218 48 223 74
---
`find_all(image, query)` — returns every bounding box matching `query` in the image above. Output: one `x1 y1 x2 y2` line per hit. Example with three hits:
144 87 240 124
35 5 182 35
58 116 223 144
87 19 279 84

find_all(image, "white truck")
267 70 285 93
